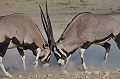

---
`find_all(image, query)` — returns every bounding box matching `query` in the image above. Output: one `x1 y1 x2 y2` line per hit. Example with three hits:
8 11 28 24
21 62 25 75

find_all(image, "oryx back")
61 13 119 48
0 13 45 49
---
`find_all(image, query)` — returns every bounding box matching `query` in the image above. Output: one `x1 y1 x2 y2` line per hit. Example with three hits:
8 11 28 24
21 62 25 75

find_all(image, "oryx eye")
43 43 49 49
57 35 65 43
60 35 65 40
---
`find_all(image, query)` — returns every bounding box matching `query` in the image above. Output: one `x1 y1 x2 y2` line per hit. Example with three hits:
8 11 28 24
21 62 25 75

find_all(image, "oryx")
40 4 120 70
0 13 52 77
54 13 120 70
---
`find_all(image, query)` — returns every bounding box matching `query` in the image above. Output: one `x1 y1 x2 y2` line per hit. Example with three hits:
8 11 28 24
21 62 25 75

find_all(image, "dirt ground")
0 0 120 79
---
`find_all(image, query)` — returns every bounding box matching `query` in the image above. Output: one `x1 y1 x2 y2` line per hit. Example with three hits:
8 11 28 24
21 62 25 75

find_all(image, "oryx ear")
43 42 49 49
58 35 65 43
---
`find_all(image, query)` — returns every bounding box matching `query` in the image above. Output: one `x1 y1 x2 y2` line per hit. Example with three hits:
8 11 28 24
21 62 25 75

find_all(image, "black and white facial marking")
54 46 73 66
39 50 51 68
22 42 51 68
54 47 66 66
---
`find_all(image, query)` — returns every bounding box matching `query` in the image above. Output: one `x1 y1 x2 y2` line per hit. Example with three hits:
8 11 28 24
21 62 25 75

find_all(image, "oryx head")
39 1 68 66
39 1 55 67
39 42 51 67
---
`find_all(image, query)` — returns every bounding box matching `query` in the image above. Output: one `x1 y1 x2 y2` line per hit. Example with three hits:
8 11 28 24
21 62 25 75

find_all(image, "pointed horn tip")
38 4 41 8
38 4 43 13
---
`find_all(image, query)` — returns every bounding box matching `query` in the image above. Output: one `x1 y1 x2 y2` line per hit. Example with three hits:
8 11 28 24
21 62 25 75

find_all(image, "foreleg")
80 41 92 70
34 48 41 68
17 47 26 70
62 54 72 68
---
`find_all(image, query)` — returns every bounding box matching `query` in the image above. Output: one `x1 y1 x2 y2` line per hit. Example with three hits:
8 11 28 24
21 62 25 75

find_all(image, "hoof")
42 63 49 68
83 66 87 70
5 72 12 78
33 61 38 68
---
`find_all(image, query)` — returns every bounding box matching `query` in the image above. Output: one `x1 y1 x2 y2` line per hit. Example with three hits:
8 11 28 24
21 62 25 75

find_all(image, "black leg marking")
79 48 87 70
17 47 24 57
101 42 111 61
0 39 10 57
81 57 84 64
17 48 26 70
24 42 38 50
80 41 92 70
24 42 38 56
12 37 20 45
115 33 120 49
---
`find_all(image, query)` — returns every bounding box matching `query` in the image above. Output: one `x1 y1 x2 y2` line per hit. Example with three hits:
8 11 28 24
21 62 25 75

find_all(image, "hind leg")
17 47 26 70
114 33 120 49
0 40 12 77
100 42 111 65
0 57 12 77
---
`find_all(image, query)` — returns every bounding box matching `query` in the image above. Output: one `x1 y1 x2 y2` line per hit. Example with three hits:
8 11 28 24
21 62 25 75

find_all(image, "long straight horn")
39 5 49 39
45 0 55 50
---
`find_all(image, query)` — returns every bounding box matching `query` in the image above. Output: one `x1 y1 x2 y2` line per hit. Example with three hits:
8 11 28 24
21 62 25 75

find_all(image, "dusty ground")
0 0 120 79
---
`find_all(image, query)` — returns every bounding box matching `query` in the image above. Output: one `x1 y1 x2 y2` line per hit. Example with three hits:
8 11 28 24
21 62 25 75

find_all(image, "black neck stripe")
55 47 66 59
61 48 68 55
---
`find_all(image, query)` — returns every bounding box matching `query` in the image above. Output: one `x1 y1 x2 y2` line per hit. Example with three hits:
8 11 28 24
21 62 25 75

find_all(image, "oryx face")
39 43 52 67
39 3 55 67
53 46 67 66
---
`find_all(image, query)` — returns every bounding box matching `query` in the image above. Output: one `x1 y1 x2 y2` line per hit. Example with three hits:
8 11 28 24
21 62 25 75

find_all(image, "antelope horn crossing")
39 0 55 50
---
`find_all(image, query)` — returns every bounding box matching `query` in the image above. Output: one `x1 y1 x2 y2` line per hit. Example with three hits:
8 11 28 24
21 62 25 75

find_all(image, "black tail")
114 32 120 49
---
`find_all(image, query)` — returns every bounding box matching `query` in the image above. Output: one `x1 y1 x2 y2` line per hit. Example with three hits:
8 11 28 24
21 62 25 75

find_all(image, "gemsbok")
0 12 53 77
40 3 120 70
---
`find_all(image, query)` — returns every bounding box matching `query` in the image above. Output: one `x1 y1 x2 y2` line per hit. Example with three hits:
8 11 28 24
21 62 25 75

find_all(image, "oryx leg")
62 54 72 68
25 43 40 68
100 42 111 65
80 41 92 70
34 48 41 68
114 33 120 50
0 40 12 77
17 47 26 70
0 57 12 77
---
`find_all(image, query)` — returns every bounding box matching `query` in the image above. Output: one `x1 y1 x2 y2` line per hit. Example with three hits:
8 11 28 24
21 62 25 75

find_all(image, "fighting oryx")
0 13 52 77
40 3 120 70
54 13 120 70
